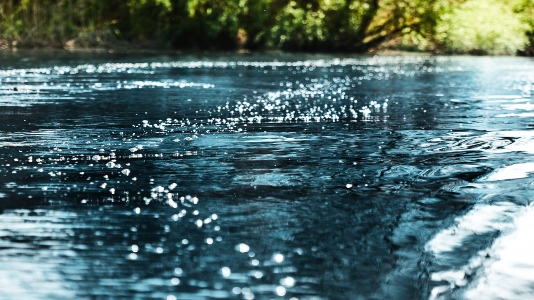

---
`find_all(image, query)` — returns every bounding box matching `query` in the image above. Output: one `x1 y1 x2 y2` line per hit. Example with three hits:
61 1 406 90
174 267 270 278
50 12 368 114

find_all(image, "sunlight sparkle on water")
281 276 295 287
273 253 284 263
276 286 286 296
237 243 250 253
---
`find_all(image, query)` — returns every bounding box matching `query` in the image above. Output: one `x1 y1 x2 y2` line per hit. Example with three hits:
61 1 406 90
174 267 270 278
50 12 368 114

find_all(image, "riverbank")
1 33 533 57
1 46 532 59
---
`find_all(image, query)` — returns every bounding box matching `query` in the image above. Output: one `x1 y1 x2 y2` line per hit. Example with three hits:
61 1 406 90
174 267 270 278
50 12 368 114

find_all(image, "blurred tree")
123 0 172 41
262 0 452 52
435 0 530 54
517 0 534 55
0 0 532 54
166 0 242 49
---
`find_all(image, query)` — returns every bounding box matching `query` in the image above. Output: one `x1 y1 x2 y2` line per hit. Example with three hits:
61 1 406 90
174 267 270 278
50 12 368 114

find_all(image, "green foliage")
0 0 532 54
269 1 331 50
169 0 242 49
436 0 530 54
516 0 534 55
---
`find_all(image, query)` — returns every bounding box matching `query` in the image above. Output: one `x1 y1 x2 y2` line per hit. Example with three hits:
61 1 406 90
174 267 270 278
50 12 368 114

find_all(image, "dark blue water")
0 51 533 299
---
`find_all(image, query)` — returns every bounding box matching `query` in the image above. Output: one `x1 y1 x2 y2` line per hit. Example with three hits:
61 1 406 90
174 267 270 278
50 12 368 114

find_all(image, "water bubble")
131 244 139 252
170 278 180 285
206 238 213 245
232 287 241 294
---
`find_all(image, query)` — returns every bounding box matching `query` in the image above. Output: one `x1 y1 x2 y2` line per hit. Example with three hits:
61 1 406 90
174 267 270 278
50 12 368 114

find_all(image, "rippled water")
0 51 533 299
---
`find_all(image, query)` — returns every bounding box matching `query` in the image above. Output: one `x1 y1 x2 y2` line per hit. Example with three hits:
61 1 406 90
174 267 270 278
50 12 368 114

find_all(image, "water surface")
1 51 534 299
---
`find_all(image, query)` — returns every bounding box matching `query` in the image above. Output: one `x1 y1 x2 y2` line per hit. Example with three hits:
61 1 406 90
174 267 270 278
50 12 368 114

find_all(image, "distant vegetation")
0 0 533 55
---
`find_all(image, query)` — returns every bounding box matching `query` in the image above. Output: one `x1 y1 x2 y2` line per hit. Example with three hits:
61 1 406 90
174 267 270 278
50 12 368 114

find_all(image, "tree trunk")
351 0 379 51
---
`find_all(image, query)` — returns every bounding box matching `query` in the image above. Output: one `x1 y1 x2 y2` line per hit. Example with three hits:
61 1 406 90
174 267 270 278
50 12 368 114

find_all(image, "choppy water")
0 51 533 299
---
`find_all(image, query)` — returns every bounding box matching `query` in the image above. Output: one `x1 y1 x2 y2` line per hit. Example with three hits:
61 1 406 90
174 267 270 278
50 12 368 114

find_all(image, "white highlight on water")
481 162 534 181
425 203 519 255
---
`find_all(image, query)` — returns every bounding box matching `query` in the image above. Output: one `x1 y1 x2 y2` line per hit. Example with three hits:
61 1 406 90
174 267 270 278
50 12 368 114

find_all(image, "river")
0 51 533 299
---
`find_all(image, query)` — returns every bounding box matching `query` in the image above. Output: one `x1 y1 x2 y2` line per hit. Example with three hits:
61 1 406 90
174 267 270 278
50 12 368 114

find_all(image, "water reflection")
0 52 533 299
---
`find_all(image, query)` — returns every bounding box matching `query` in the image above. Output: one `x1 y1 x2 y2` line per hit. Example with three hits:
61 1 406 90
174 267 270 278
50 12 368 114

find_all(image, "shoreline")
1 47 529 58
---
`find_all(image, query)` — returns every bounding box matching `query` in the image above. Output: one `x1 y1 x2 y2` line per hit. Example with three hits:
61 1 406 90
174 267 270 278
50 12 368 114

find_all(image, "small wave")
425 203 519 256
462 203 534 299
480 162 534 181
430 131 534 153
